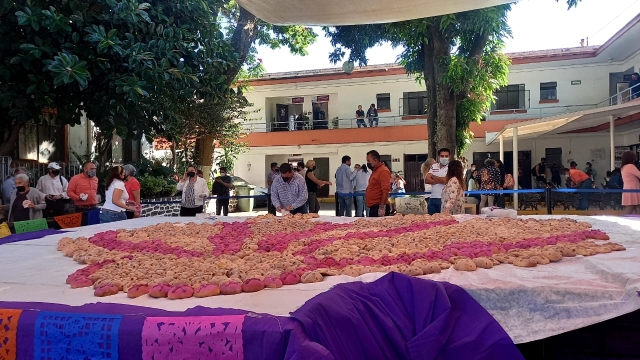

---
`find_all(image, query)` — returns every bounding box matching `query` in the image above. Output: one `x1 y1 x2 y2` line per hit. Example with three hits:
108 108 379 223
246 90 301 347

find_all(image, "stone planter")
140 196 182 217
395 197 427 215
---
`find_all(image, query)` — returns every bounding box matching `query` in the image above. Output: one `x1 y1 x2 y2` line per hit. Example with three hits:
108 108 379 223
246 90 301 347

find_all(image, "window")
17 113 64 162
402 91 428 116
493 84 527 110
540 82 557 100
376 93 391 110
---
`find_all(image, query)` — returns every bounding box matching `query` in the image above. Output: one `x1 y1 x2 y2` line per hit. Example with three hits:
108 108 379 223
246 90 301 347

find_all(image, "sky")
255 0 640 73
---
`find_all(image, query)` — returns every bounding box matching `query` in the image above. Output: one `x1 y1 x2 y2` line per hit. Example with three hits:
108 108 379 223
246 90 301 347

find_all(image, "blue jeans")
355 195 365 217
369 118 379 127
356 119 367 128
427 198 442 215
578 179 593 210
99 209 127 223
338 196 353 217
290 205 309 215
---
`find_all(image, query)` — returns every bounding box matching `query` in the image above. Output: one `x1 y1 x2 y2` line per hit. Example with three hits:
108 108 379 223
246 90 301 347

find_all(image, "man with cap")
36 162 69 217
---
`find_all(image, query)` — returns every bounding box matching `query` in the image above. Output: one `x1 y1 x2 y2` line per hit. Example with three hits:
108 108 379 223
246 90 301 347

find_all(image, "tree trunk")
422 39 437 159
0 122 22 157
225 7 260 87
196 136 216 177
427 24 457 157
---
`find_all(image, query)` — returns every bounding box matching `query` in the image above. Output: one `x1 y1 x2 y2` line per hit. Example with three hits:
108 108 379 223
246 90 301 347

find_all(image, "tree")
214 120 248 175
195 1 318 169
324 0 581 157
0 0 240 158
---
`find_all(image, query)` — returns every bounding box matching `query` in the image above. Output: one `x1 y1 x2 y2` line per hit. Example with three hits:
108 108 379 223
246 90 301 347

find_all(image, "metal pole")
512 128 519 210
499 135 504 163
335 192 339 216
609 115 615 171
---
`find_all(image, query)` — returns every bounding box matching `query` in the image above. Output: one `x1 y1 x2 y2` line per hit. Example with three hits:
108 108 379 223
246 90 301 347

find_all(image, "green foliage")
131 156 173 178
324 0 580 156
0 0 242 153
139 175 176 198
214 121 248 173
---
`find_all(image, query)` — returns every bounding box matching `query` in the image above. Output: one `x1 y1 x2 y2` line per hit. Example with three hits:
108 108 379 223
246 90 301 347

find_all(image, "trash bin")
235 185 255 212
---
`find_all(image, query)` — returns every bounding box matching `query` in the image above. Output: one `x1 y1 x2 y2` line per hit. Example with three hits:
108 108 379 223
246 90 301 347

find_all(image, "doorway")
275 104 288 132
617 82 630 105
312 101 328 129
380 155 392 172
313 157 330 198
404 154 428 192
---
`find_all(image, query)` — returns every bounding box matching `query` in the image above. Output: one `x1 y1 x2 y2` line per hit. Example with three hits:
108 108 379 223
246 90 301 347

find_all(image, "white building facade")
233 15 640 195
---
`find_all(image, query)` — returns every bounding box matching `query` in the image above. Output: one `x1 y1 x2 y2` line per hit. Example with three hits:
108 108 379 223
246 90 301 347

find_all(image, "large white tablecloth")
1 215 639 344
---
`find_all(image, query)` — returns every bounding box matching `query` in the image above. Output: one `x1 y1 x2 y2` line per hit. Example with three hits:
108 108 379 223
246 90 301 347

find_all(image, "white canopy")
237 0 515 26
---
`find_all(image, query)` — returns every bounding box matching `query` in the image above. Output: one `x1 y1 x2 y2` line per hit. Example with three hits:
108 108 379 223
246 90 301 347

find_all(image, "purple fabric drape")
291 272 523 360
0 229 66 245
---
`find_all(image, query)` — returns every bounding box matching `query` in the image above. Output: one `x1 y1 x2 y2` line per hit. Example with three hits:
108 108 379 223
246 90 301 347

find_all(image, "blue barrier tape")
550 188 640 193
336 189 545 198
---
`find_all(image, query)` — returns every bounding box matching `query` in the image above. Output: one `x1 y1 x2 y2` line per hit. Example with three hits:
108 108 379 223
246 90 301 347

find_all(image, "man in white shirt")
425 148 450 215
36 162 69 217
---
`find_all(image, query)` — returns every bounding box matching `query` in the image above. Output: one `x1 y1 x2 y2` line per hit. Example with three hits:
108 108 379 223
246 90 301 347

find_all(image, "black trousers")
267 194 277 215
368 204 391 217
43 198 66 218
290 205 309 215
216 198 229 216
180 205 203 217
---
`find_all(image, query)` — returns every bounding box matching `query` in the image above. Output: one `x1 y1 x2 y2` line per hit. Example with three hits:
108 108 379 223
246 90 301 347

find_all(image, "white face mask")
440 157 449 166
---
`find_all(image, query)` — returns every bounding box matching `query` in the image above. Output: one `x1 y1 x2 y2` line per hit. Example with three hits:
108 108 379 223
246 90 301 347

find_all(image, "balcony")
242 115 427 133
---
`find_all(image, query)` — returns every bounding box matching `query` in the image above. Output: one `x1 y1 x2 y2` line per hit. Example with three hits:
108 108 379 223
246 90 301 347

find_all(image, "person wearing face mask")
67 161 99 212
425 148 451 215
266 162 279 215
271 163 308 215
305 160 332 214
365 150 392 217
212 167 233 216
36 162 69 218
177 165 209 217
100 166 137 223
353 164 370 217
5 173 47 222
2 167 28 206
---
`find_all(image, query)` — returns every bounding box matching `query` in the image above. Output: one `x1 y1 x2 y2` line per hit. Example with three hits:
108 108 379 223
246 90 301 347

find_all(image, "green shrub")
140 175 175 199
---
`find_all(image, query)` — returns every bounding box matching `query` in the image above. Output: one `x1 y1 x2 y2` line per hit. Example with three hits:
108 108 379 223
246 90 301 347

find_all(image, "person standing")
2 167 27 206
123 164 141 219
532 158 547 185
335 155 357 217
629 72 640 100
305 160 331 214
366 104 379 127
620 151 640 214
100 166 137 223
177 165 209 217
441 160 466 215
365 150 392 217
36 162 69 217
355 105 367 128
584 162 596 182
477 158 501 208
67 161 99 212
495 160 506 208
425 148 450 215
271 163 308 215
6 173 47 222
212 167 233 216
266 162 279 215
353 164 371 217
567 161 592 210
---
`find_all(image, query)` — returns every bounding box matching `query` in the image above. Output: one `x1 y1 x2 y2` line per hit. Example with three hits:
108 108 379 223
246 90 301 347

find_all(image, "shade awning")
237 0 515 26
487 101 640 145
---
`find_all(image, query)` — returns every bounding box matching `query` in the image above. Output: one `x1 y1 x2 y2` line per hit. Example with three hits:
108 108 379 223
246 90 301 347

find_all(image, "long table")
0 215 639 356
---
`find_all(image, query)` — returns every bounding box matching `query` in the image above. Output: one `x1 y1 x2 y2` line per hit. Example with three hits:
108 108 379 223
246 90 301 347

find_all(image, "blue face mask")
440 157 449 166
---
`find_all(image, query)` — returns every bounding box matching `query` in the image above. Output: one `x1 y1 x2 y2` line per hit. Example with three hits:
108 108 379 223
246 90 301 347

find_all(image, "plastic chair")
13 218 48 234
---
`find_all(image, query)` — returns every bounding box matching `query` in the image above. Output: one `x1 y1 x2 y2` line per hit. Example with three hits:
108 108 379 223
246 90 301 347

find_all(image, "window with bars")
376 93 391 110
402 91 428 115
493 84 527 110
17 114 64 163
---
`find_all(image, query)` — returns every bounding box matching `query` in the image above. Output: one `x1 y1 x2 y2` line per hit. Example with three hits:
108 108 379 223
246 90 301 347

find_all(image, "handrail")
241 114 427 132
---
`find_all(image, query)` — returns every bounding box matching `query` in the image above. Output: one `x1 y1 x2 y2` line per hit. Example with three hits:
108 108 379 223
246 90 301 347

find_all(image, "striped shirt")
182 181 196 208
271 173 308 210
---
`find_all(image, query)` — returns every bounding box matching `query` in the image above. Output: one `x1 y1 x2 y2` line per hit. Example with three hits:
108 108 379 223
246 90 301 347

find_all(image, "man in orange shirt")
565 161 592 210
365 150 392 217
67 161 99 211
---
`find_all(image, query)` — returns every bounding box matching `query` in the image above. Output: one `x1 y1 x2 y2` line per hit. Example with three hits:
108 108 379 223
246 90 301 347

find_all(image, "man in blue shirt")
335 155 357 217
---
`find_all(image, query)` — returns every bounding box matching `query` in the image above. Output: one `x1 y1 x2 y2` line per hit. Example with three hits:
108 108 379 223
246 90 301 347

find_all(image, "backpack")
504 174 515 188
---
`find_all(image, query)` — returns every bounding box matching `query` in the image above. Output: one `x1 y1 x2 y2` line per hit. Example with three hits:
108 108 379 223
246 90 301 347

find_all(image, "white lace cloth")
0 215 638 344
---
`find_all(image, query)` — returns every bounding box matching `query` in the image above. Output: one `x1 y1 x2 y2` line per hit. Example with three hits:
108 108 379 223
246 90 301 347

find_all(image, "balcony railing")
241 115 427 133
